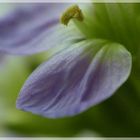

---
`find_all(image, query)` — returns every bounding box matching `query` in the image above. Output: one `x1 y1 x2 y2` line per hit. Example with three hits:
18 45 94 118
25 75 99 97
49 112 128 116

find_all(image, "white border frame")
0 0 140 3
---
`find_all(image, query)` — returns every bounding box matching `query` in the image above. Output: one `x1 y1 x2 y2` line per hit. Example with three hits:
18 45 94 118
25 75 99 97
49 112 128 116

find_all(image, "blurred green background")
0 52 140 137
0 3 140 137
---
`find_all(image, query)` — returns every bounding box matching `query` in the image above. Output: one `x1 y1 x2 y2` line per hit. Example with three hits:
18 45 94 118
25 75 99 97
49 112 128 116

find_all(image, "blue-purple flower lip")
16 40 131 118
0 4 69 55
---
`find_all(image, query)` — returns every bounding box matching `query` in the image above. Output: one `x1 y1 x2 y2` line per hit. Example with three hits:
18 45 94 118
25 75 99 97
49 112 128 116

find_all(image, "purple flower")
0 4 132 118
0 3 69 55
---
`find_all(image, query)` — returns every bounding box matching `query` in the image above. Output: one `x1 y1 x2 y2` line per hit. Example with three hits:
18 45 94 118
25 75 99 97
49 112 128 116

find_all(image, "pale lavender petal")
0 3 69 55
80 44 131 111
16 40 131 118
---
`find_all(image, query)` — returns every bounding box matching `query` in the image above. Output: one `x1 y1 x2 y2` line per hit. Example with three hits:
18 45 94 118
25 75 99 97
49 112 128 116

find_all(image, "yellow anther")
60 5 84 26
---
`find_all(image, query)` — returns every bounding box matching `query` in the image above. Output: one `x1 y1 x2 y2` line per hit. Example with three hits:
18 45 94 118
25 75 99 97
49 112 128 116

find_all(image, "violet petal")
16 40 131 118
0 3 69 55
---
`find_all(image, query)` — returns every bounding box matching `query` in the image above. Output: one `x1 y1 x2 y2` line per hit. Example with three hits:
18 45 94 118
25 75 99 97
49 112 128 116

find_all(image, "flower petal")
16 40 131 118
0 3 69 55
80 43 132 111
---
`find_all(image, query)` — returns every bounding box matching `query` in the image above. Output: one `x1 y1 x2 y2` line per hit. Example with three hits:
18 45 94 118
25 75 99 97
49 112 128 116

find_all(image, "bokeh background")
0 3 140 137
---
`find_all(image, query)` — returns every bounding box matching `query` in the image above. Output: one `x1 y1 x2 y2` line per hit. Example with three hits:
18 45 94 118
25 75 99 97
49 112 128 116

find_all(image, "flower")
0 3 135 118
0 3 69 55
